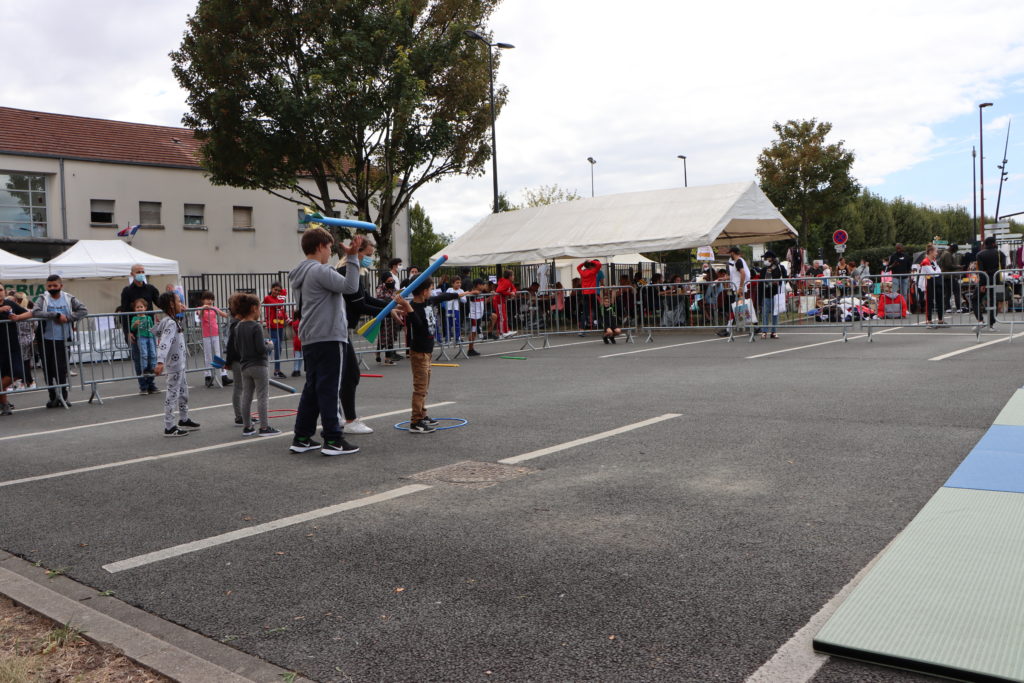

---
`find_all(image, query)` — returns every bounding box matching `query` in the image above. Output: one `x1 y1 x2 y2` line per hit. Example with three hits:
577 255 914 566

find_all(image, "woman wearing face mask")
374 270 402 365
120 264 161 394
337 236 389 433
757 251 787 339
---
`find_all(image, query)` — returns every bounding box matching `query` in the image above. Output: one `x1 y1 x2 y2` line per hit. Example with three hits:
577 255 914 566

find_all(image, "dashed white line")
928 331 1024 361
498 414 681 464
0 393 299 442
600 337 725 358
746 335 867 359
0 402 455 488
102 484 432 573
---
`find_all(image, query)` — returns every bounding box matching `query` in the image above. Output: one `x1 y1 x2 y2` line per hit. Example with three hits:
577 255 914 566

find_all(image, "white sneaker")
500 330 517 339
345 419 374 435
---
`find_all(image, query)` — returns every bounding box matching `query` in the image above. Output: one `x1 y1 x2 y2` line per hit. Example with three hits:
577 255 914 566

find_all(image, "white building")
0 106 409 272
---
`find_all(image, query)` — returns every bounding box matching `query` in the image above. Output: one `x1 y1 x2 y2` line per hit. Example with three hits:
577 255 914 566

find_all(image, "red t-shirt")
263 294 288 329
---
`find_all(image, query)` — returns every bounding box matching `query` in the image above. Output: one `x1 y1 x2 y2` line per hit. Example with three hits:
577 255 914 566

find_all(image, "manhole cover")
408 461 534 489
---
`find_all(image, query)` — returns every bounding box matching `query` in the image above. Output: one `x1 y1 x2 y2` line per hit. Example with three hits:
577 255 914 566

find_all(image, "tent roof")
48 240 179 278
0 247 50 279
433 181 797 266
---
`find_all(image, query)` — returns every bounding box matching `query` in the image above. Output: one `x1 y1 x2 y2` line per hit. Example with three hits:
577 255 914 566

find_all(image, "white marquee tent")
432 182 797 266
0 247 50 279
47 240 179 279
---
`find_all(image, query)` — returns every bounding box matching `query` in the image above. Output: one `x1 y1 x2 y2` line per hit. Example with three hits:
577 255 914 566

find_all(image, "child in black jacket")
393 278 459 434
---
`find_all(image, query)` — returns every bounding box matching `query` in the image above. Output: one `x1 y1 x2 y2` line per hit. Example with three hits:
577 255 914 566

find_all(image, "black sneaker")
234 416 244 425
467 349 480 357
205 376 214 388
408 420 436 434
321 438 360 456
611 336 617 344
147 386 160 394
291 370 301 377
222 376 233 386
241 425 257 437
716 329 730 337
178 419 201 430
603 336 610 344
164 427 189 437
422 416 440 428
290 436 322 453
258 426 282 437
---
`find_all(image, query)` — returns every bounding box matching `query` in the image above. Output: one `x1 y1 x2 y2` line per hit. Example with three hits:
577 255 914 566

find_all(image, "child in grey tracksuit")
154 292 197 436
234 294 277 437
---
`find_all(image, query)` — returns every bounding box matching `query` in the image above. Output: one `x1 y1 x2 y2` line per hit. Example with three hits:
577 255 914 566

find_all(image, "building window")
0 173 47 238
139 201 162 226
184 203 205 227
90 199 114 224
232 205 253 230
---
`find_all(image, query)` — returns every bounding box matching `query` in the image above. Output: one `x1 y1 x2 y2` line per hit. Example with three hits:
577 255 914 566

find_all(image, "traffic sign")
834 244 847 253
832 229 848 246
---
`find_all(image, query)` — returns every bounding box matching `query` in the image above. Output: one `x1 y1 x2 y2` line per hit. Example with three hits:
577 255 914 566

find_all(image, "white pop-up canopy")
0 247 50 279
47 240 179 278
433 181 797 266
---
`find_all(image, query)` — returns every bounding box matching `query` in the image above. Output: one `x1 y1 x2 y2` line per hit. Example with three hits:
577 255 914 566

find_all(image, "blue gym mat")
944 425 1024 493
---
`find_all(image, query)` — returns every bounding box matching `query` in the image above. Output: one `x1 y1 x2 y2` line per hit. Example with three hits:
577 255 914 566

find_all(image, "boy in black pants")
393 279 459 434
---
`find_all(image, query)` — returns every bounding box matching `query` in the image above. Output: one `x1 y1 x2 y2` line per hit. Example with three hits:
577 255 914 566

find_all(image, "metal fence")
5 273 1020 413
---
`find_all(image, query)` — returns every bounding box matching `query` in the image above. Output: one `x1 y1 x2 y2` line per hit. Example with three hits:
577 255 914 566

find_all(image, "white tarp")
47 240 179 278
0 247 49 279
432 181 797 266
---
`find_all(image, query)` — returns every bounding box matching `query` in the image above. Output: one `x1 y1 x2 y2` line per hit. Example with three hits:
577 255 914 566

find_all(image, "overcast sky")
4 0 1024 239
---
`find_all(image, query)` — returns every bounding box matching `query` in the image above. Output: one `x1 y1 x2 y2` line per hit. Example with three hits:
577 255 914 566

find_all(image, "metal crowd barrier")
859 270 992 340
0 317 73 409
993 268 1024 339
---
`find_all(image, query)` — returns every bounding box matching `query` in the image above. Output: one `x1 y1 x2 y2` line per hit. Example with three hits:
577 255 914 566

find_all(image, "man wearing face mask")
338 235 390 435
120 264 161 395
33 275 88 407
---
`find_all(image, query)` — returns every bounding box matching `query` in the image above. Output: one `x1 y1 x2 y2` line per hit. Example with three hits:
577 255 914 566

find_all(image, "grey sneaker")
241 425 257 437
258 426 282 437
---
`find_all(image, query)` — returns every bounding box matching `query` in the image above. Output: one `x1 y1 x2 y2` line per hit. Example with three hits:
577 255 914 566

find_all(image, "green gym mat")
993 389 1024 427
813 486 1024 681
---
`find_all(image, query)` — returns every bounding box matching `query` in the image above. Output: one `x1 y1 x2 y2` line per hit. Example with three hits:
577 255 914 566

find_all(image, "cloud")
5 0 1024 237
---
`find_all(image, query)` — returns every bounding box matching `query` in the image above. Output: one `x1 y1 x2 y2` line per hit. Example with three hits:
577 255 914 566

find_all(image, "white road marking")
928 331 1024 361
14 389 162 413
498 414 681 465
746 334 868 359
745 538 894 683
0 393 300 442
0 403 455 489
478 338 603 358
600 337 725 358
102 484 432 573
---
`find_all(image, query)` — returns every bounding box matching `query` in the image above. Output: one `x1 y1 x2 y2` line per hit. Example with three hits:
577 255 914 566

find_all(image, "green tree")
520 184 582 208
756 119 859 251
171 0 506 258
409 202 452 267
494 192 518 212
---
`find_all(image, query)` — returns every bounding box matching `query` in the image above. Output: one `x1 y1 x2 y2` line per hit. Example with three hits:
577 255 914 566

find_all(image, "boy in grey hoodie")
288 228 363 456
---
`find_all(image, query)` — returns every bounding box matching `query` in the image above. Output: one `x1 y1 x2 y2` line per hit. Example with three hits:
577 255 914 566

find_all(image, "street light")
979 102 993 241
587 157 596 197
677 155 688 187
466 29 515 214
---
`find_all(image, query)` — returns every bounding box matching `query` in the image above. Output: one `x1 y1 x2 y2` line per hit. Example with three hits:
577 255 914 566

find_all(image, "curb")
0 551 313 683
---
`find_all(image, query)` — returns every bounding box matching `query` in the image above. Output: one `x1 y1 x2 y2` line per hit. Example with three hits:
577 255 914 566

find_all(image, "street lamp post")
587 157 596 197
677 155 688 187
979 102 993 241
466 29 514 214
972 146 977 230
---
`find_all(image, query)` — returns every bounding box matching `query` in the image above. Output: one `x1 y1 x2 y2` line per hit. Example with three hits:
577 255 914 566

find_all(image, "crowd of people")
1 235 1021 441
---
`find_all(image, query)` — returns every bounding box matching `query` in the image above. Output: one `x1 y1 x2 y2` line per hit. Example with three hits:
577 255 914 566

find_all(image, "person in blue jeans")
129 299 157 375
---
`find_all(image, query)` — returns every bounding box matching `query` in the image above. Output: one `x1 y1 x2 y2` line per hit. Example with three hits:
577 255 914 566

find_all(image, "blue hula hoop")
394 418 468 431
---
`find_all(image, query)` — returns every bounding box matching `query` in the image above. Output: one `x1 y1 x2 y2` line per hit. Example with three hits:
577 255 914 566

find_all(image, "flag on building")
117 224 140 237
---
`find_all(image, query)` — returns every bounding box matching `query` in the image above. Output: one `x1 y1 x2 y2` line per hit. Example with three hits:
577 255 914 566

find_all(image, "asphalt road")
0 327 1019 682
